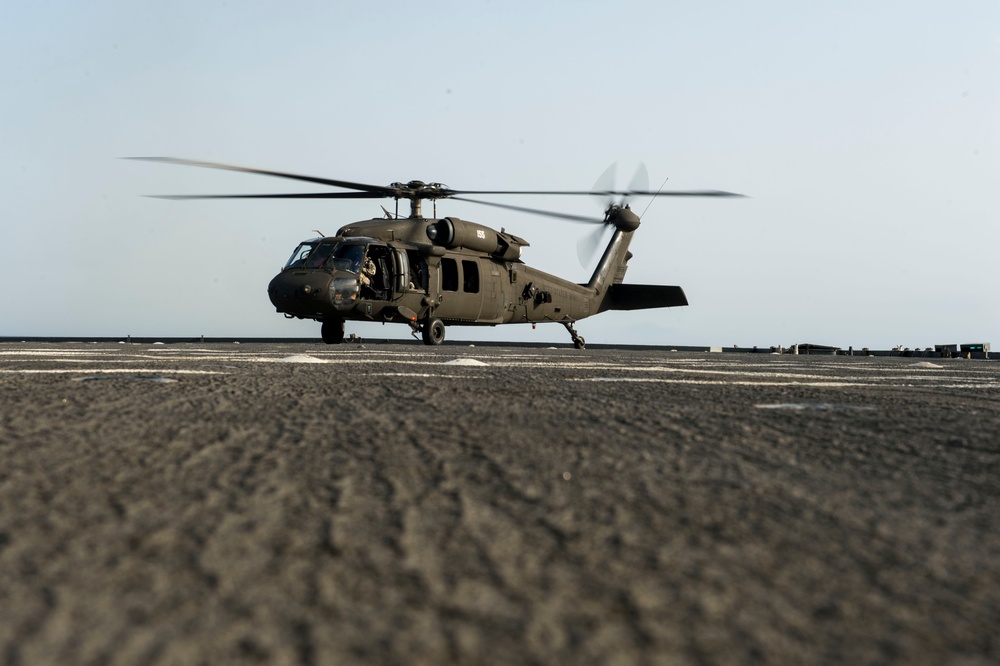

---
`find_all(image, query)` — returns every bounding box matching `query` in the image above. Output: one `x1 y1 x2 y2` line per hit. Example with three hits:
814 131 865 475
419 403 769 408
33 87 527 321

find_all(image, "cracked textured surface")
1 343 999 664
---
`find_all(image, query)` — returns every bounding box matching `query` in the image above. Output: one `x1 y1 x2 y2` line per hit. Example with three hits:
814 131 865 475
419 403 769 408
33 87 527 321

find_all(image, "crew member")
360 254 376 287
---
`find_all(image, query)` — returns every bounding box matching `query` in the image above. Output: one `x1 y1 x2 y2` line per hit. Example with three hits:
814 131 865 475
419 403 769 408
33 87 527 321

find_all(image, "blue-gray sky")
2 1 997 347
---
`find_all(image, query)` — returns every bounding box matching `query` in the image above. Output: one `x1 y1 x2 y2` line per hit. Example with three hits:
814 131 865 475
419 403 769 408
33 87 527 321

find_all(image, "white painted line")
575 377 1000 388
370 372 461 378
271 355 327 364
755 403 876 411
0 369 227 375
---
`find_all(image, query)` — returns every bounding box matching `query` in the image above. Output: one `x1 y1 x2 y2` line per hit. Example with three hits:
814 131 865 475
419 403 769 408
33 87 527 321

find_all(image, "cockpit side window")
328 244 365 273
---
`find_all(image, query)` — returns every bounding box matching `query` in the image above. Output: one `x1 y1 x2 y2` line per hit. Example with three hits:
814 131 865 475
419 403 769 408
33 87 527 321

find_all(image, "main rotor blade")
630 189 745 197
449 188 745 198
126 157 394 195
448 189 615 197
128 157 747 200
450 196 604 224
145 191 385 200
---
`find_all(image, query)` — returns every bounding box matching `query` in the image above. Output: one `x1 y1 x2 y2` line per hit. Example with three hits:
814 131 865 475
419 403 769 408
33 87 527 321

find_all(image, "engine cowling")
426 217 526 261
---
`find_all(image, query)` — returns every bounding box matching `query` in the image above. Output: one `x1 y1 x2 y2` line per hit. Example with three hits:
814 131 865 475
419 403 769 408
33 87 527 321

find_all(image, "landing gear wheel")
422 318 446 346
574 336 586 350
321 318 345 344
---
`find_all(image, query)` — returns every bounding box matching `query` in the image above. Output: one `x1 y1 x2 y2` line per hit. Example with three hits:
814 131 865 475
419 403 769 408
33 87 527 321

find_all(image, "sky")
1 1 997 348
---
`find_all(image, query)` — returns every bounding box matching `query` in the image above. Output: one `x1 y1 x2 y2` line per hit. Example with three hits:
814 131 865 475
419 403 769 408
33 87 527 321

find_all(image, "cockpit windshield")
303 242 336 269
284 240 369 273
284 241 318 269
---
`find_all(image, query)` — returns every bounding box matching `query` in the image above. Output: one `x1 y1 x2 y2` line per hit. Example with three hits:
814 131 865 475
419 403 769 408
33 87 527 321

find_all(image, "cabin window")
441 258 459 291
462 260 480 293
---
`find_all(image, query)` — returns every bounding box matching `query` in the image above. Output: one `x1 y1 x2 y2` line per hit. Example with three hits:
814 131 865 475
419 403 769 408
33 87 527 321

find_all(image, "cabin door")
480 259 503 322
436 257 484 322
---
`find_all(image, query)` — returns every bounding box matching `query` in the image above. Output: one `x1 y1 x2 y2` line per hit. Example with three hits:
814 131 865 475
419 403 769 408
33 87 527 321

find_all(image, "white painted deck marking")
1 346 997 389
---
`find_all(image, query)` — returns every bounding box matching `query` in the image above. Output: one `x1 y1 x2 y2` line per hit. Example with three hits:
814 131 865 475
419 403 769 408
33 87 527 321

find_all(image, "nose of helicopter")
268 271 359 315
268 271 331 312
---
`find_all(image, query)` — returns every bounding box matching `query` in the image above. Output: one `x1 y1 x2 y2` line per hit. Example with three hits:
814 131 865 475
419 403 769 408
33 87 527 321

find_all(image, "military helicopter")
135 157 742 348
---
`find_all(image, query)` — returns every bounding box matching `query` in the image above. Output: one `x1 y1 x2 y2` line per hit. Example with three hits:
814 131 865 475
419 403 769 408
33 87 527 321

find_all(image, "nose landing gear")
321 318 345 344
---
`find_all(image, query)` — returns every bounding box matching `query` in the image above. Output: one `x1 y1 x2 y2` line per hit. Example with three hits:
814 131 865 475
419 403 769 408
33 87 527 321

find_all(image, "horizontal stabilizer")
605 284 688 311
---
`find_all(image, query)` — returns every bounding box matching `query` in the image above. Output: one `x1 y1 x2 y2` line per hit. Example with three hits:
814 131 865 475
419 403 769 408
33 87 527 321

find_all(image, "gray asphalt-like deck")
1 343 998 664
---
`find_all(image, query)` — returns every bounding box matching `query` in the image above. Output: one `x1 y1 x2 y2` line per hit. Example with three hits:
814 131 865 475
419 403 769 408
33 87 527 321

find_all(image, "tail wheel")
321 318 345 344
422 318 446 346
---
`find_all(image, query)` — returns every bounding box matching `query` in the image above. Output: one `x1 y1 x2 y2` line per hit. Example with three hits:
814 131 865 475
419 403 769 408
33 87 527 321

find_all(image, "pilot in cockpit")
333 244 377 289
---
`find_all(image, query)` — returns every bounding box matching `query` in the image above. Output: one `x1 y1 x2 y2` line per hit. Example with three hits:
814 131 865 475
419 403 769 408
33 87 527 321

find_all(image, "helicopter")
134 158 742 348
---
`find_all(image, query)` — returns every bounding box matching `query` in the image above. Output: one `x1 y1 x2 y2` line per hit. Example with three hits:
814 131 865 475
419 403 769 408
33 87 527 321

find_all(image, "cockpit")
269 234 433 324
